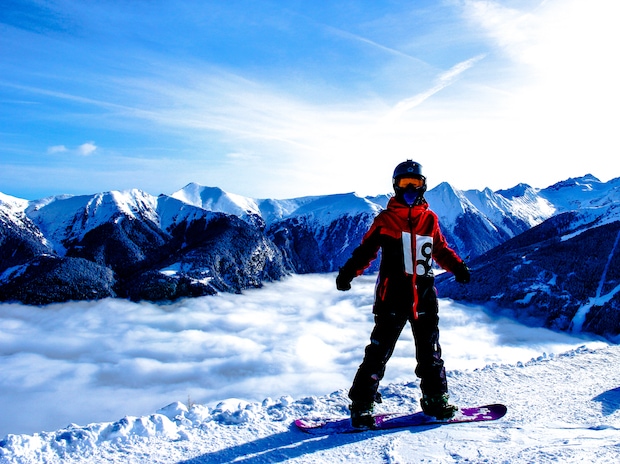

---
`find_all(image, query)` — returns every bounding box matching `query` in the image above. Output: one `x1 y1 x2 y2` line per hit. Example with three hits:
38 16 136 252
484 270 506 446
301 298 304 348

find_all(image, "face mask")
403 186 419 206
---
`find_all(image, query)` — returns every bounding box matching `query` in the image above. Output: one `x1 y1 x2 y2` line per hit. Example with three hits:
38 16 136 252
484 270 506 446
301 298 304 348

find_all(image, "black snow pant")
348 307 448 405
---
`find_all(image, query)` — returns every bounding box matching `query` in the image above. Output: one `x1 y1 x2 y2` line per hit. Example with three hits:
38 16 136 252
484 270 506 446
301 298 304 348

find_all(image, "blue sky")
1 0 618 200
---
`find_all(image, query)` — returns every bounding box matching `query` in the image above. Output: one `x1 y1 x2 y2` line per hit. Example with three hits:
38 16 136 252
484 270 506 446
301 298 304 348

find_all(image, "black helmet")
392 160 427 205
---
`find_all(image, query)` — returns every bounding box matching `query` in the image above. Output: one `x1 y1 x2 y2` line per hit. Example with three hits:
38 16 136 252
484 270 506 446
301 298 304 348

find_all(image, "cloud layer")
0 273 605 437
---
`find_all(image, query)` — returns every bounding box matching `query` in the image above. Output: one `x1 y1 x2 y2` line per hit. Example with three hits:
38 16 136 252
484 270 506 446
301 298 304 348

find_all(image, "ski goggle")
396 176 425 188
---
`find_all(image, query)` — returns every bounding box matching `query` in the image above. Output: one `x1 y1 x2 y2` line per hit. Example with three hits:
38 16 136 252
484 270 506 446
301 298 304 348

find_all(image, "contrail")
386 54 486 120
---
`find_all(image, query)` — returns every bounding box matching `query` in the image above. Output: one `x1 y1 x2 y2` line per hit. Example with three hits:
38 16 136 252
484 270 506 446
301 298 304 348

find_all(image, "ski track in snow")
596 229 620 298
2 345 620 463
571 227 620 332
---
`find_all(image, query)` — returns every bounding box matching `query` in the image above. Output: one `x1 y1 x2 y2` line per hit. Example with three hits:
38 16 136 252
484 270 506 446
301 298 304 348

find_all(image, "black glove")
336 270 352 291
453 261 471 284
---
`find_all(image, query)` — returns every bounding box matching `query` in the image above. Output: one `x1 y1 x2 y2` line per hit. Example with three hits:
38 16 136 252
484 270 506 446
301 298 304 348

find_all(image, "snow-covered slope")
0 193 50 260
0 188 289 302
539 174 619 212
468 185 556 229
0 193 33 229
280 192 383 225
2 344 619 463
170 180 557 268
171 183 265 226
174 180 552 233
25 190 160 254
437 175 620 338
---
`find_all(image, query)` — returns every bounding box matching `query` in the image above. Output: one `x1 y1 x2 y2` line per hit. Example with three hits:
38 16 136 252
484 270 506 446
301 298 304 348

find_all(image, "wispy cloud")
385 54 486 122
461 1 539 59
47 145 67 154
47 142 98 156
1 81 128 111
321 23 430 67
77 142 97 156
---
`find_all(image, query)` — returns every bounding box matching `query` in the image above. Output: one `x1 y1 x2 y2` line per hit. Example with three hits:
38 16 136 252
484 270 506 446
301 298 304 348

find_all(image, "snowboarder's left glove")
453 261 471 284
336 269 352 291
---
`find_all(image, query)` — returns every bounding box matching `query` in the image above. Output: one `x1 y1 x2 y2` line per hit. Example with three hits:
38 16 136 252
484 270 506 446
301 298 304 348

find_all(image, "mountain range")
1 174 618 338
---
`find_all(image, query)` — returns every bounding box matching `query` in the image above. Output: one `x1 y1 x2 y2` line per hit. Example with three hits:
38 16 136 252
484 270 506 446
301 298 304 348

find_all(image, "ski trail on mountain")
572 228 620 332
597 228 620 298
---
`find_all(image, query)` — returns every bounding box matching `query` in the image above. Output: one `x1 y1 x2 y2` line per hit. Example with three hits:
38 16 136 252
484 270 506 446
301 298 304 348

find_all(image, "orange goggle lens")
396 176 424 188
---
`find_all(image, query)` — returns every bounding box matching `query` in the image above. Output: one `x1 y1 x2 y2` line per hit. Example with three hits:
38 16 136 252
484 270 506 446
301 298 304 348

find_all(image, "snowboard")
294 403 507 435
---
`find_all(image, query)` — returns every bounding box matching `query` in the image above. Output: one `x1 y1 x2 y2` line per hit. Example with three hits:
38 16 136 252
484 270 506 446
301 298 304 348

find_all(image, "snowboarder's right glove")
453 261 471 284
336 269 352 291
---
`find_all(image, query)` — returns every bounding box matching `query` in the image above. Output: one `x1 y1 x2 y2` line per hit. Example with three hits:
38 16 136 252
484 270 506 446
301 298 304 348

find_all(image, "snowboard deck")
294 403 507 435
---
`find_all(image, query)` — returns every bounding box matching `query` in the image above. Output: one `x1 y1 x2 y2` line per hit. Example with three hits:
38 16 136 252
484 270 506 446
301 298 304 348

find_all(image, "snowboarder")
336 160 471 429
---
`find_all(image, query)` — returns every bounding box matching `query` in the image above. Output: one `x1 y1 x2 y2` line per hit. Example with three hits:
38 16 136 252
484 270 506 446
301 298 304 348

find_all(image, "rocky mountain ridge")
1 174 619 338
436 174 620 338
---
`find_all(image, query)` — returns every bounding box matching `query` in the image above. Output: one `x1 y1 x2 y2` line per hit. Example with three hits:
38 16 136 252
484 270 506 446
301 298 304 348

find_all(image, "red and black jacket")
340 197 464 318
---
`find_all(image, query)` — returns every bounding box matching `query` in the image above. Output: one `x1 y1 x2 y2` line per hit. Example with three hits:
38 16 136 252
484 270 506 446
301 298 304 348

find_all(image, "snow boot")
420 393 458 419
349 401 375 429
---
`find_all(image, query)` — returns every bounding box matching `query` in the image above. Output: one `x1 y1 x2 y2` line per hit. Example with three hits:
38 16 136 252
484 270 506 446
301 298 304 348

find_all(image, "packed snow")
1 273 618 463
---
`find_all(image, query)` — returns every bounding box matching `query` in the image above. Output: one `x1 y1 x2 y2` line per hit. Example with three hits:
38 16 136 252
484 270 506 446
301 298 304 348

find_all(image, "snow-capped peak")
539 174 616 212
171 184 382 227
171 183 261 218
25 189 159 253
286 192 383 225
0 192 30 225
0 192 29 211
425 182 472 224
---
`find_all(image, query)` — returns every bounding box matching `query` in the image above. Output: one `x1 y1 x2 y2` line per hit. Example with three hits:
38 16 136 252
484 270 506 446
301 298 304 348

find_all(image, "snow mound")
2 345 620 463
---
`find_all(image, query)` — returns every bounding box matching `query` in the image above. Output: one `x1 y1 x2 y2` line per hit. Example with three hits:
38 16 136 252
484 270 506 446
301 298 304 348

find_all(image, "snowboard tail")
295 403 507 435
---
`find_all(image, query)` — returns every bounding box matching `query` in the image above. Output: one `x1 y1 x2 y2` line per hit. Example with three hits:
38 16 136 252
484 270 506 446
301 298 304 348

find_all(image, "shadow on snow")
176 422 441 463
593 386 620 416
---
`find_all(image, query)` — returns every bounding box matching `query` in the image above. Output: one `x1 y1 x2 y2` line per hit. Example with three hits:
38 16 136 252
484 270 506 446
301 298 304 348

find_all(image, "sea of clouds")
0 273 607 437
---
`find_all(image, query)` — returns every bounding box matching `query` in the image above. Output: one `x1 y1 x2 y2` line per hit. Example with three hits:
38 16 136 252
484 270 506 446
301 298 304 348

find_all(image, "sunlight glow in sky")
1 0 619 200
